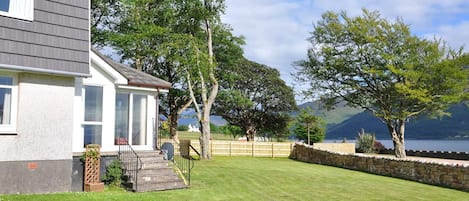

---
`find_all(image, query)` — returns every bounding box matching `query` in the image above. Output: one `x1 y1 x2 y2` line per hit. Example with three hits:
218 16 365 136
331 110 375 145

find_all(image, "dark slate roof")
92 48 171 89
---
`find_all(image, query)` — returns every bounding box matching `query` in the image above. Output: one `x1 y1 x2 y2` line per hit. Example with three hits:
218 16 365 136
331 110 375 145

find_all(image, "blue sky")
221 0 469 103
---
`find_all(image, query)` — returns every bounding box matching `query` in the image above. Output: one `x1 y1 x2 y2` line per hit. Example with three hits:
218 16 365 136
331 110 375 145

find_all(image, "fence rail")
161 139 294 158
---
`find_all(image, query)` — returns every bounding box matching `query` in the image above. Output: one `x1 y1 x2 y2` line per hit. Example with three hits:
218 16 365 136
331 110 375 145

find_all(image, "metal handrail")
172 155 193 186
189 144 201 159
170 140 195 186
118 142 142 191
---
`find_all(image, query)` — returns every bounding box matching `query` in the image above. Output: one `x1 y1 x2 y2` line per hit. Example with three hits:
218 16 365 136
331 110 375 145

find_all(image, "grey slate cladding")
0 0 89 75
92 48 171 89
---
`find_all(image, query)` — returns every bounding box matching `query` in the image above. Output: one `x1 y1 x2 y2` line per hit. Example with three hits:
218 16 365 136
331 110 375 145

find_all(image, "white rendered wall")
0 73 75 161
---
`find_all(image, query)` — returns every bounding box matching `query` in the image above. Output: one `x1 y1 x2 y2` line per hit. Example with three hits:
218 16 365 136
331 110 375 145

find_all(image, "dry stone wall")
290 144 469 192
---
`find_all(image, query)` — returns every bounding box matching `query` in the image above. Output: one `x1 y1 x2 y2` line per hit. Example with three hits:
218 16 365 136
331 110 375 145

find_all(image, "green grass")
2 157 468 201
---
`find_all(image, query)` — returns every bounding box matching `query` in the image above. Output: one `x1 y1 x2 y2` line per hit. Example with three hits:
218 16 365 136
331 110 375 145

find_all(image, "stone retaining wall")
380 148 469 160
313 143 355 154
290 144 469 192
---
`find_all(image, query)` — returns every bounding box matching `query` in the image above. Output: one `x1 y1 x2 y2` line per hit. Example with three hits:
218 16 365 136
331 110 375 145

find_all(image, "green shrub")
177 125 189 131
356 129 376 153
102 159 123 187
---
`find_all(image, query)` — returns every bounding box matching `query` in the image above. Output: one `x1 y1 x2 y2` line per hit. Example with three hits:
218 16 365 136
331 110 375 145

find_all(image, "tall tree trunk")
386 119 406 158
197 15 218 160
169 113 179 143
168 93 178 143
168 96 192 144
246 125 256 142
199 111 211 159
186 0 219 160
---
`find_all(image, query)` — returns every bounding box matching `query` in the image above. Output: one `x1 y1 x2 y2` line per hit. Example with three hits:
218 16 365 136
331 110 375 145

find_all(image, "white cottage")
73 49 171 153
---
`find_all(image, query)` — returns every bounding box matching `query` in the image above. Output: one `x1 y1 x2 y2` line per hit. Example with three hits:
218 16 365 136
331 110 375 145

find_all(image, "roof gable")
91 48 171 89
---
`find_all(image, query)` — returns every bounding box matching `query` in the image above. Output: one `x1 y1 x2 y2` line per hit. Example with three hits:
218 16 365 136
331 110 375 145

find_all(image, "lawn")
2 157 468 201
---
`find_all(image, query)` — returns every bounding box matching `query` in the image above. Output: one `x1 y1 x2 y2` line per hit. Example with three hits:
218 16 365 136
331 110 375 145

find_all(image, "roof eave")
128 81 171 90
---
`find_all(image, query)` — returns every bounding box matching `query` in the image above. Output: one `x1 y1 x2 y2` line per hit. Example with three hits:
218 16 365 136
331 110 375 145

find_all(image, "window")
0 0 34 21
84 86 103 147
132 94 147 145
0 1 10 12
114 92 147 145
115 93 129 144
0 74 17 133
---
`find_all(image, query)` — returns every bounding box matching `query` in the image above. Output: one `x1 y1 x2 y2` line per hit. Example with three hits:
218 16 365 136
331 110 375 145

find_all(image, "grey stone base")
0 159 72 194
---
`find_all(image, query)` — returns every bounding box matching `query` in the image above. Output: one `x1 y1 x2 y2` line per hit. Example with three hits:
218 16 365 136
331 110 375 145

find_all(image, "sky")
221 0 469 103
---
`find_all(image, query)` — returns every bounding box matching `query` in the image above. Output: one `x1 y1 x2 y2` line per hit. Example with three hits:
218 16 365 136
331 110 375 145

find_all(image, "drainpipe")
155 90 160 150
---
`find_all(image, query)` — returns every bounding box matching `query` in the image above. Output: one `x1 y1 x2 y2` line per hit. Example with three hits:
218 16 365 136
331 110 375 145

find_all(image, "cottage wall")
0 0 89 194
0 73 75 194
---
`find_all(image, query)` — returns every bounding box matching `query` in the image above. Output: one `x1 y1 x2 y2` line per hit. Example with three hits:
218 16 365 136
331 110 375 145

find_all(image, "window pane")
0 1 9 12
84 125 102 147
0 76 12 85
0 88 11 125
115 93 129 145
132 95 147 145
84 86 103 122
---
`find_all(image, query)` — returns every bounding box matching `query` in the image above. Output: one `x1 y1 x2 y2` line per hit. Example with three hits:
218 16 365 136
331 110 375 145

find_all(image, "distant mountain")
297 101 363 125
326 103 469 140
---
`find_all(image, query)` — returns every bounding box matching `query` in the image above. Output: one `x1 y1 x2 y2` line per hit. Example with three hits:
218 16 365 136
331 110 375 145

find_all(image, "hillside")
326 103 469 140
297 101 363 125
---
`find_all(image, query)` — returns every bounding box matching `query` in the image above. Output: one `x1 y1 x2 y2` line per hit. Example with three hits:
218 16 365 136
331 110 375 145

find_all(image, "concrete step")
138 175 182 184
135 151 164 158
120 150 188 192
137 166 175 175
141 161 169 169
135 180 187 192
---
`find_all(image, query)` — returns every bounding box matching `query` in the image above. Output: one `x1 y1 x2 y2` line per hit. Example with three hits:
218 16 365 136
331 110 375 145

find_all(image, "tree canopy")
214 58 297 141
295 9 469 157
293 108 325 145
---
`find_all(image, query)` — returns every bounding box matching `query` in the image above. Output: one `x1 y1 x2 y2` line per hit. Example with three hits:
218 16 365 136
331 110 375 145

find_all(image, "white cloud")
222 0 469 103
426 21 469 50
222 0 311 85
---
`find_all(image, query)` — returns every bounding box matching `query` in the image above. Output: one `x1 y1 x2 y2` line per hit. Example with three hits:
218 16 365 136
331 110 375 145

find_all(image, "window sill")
0 131 18 135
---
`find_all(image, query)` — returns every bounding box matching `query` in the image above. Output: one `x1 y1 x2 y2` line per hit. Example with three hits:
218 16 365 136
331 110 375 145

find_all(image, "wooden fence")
160 139 294 158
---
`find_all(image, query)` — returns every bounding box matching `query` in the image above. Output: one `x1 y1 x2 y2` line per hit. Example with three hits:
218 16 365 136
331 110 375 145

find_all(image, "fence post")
229 142 232 157
210 140 213 156
252 142 254 157
272 143 274 158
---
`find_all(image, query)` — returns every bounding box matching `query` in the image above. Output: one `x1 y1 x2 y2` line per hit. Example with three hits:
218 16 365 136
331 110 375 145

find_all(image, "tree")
180 0 237 159
259 113 292 142
295 9 469 157
221 125 243 140
90 0 121 47
293 108 325 144
213 58 297 141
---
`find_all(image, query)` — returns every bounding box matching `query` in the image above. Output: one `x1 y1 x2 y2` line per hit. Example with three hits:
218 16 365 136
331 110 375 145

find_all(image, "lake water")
324 139 469 152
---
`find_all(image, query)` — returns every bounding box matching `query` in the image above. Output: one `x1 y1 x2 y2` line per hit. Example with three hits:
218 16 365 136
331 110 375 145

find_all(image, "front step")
121 150 188 192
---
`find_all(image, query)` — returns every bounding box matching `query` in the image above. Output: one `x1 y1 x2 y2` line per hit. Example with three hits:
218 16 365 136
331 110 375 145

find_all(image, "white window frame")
0 0 34 21
0 72 18 134
83 85 104 146
115 91 149 146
